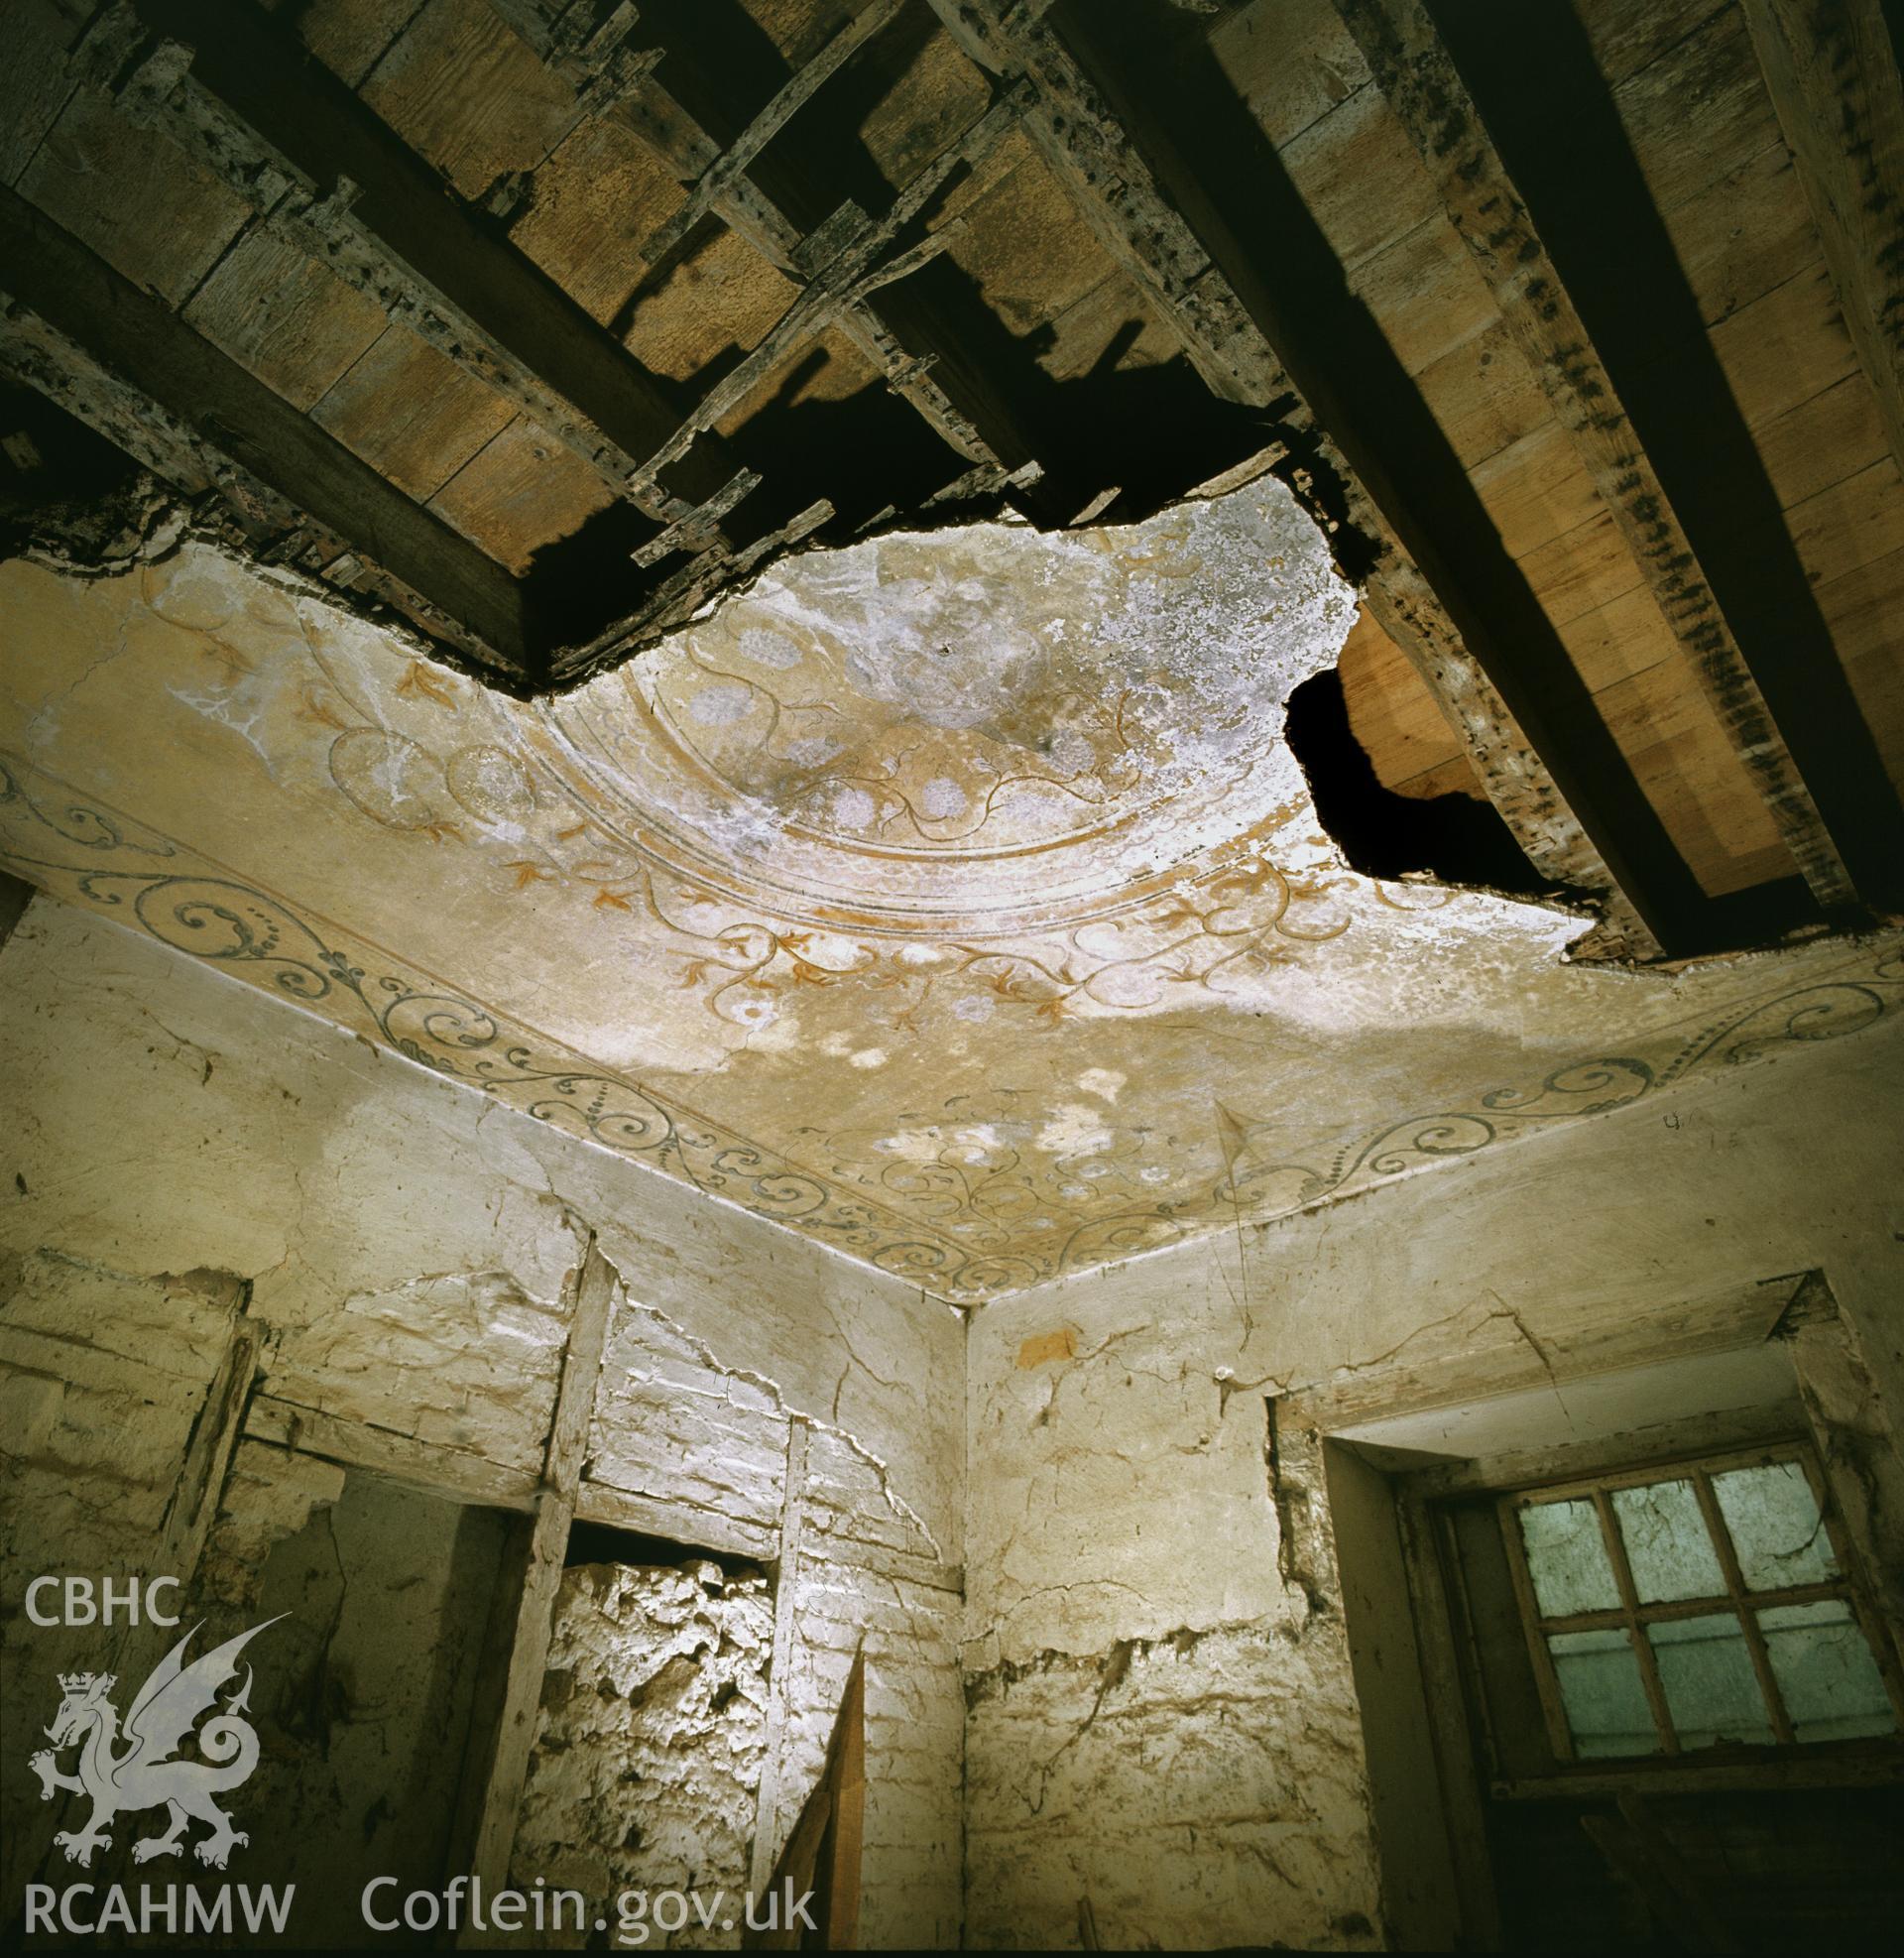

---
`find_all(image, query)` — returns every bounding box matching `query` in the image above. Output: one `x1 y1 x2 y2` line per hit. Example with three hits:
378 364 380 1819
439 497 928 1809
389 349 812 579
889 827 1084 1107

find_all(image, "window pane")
1547 1629 1659 1758
1758 1602 1897 1743
1518 1498 1620 1616
1711 1461 1841 1590
1647 1613 1774 1747
1611 1478 1726 1603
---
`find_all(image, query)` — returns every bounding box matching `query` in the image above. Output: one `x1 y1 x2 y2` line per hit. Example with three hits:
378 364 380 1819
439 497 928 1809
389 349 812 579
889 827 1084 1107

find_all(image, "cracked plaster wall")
0 897 966 1946
6 876 1901 1951
961 1011 1904 1949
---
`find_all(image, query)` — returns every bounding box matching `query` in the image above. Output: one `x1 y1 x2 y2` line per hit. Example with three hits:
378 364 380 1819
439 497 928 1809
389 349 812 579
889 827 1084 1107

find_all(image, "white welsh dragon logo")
28 1617 283 1870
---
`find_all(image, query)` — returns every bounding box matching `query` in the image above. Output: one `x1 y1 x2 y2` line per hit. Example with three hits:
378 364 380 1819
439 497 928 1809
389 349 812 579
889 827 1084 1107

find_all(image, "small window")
1499 1445 1902 1761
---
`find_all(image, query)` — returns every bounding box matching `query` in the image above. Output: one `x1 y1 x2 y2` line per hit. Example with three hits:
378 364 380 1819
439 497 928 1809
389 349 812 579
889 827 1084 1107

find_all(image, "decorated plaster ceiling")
3 480 1900 1300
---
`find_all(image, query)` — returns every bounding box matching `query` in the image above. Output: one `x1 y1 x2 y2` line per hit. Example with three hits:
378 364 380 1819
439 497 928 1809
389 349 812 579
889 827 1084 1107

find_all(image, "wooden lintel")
924 0 1668 956
574 1479 780 1562
1337 0 1857 912
0 187 531 676
1741 0 1904 480
244 1395 542 1511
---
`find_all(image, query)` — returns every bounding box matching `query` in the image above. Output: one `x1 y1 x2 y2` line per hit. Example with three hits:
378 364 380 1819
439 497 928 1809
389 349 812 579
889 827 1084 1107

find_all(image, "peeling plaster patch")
1034 1105 1117 1156
833 786 877 828
9 505 1904 1297
919 776 969 820
1016 1327 1078 1368
687 681 757 727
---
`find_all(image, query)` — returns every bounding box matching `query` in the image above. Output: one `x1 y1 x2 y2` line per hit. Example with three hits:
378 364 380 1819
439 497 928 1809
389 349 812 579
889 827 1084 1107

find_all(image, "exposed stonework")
510 1559 774 1948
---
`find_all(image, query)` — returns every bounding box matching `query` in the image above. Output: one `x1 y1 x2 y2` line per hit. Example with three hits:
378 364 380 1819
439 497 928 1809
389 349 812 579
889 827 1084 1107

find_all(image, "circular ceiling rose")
535 477 1354 934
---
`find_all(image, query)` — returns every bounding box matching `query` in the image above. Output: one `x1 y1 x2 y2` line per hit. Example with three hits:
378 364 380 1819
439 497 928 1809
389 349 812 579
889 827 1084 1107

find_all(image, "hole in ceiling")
1283 666 1554 900
0 382 143 560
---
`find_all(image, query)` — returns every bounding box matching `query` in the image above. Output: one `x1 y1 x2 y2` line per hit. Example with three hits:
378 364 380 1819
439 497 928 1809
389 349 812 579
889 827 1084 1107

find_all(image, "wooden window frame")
1496 1438 1904 1765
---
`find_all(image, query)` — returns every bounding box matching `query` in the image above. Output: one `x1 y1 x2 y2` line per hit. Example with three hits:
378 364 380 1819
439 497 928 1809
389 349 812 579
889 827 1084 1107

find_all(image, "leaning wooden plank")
1337 0 1856 910
0 187 530 675
244 1396 541 1511
924 0 1668 957
1741 0 1904 480
461 1242 617 1936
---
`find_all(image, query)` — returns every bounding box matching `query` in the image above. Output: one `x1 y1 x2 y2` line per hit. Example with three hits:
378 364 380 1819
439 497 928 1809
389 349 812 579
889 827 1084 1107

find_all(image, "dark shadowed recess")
0 382 141 560
1284 669 1554 898
562 1517 765 1581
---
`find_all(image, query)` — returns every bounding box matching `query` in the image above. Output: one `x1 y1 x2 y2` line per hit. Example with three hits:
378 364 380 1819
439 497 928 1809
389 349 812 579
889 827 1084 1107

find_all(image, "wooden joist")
1741 0 1904 482
108 0 757 561
925 0 1674 956
479 0 1037 478
244 1395 542 1511
0 185 531 675
1335 0 1859 913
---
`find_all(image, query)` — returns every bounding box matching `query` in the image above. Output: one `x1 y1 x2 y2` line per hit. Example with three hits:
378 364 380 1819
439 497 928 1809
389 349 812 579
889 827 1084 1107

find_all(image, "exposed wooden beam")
244 1395 542 1511
1335 0 1858 913
0 185 531 675
1741 0 1904 480
926 0 1672 956
637 0 907 271
481 0 1041 479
